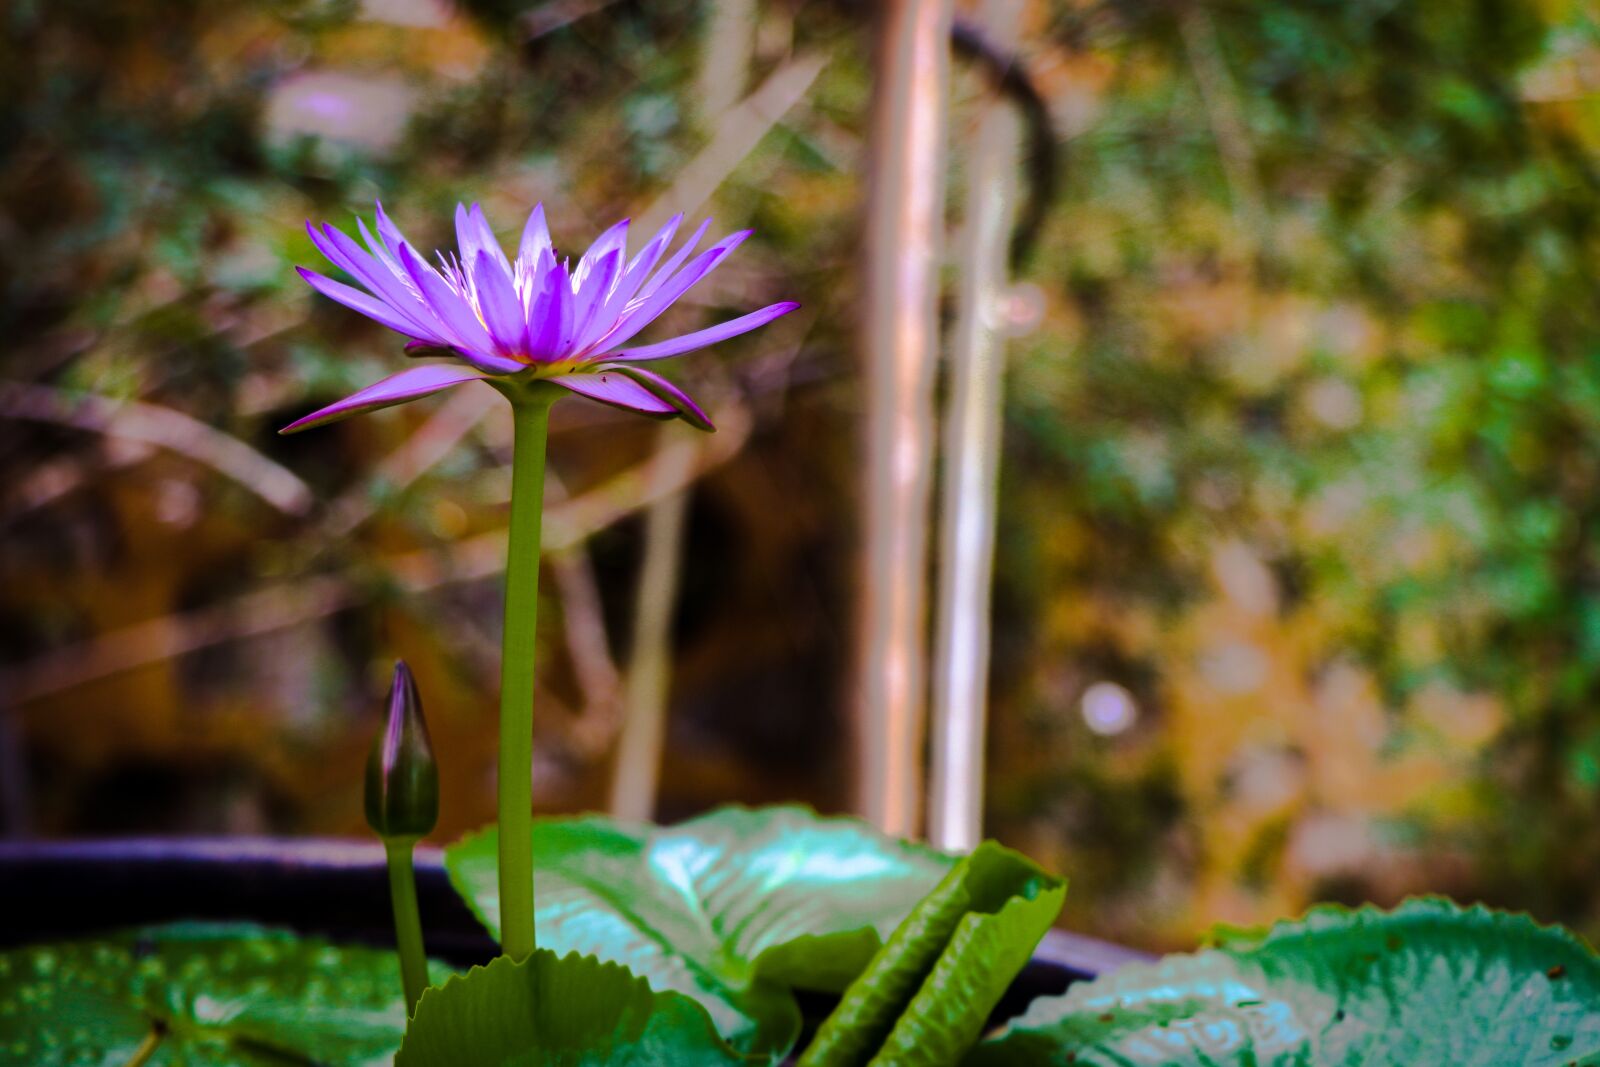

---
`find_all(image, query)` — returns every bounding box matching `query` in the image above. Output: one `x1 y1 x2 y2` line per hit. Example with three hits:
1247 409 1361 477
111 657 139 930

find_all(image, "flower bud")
365 661 439 839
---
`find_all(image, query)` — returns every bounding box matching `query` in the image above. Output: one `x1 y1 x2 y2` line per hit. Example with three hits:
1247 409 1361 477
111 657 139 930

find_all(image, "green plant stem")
384 836 429 1014
122 1026 163 1067
497 388 555 961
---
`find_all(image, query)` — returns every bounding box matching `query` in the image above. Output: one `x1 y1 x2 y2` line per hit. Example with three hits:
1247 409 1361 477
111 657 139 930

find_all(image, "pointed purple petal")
280 364 490 434
604 301 800 363
470 204 512 275
517 204 552 274
598 213 683 326
595 364 715 431
315 223 445 342
595 229 752 352
356 215 404 278
569 248 623 353
473 249 527 354
630 217 711 307
396 242 499 357
546 369 677 420
373 202 423 271
454 203 487 270
525 260 572 360
574 218 629 289
298 267 429 340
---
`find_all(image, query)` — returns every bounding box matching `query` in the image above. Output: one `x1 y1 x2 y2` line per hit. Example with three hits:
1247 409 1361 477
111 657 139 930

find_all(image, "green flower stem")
496 385 557 961
122 1026 163 1067
383 836 429 1013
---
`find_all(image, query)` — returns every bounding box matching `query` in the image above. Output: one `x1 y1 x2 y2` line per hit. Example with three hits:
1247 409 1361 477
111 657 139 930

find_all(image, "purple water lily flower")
283 202 798 434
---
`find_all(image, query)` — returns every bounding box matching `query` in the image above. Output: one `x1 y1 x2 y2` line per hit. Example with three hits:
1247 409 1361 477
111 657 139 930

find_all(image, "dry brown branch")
0 400 751 706
1178 5 1268 245
634 52 829 236
608 429 698 820
549 545 623 756
321 384 503 540
0 381 313 516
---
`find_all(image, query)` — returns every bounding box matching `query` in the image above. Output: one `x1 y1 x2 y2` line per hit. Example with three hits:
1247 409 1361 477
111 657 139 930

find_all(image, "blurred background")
5 0 1600 953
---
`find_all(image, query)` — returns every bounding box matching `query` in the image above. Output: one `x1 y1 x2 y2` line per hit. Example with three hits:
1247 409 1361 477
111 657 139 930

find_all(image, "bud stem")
496 385 557 961
384 836 429 1014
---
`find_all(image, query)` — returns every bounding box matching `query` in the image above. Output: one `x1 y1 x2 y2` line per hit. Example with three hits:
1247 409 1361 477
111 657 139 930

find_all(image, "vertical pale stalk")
855 0 955 838
607 0 759 822
383 837 429 1013
928 0 1026 853
696 0 755 121
496 388 556 961
610 437 697 820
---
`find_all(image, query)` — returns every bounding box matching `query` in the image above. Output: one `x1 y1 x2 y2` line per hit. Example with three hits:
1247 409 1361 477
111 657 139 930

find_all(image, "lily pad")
395 949 761 1066
799 841 1067 1067
0 922 449 1066
444 805 955 1054
964 897 1600 1067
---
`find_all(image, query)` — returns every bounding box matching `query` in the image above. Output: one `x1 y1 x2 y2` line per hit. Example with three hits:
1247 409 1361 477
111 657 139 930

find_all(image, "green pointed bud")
365 661 439 840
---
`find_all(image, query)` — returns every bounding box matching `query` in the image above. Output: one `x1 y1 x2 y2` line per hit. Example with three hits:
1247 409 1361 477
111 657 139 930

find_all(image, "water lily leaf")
797 841 1067 1067
444 805 954 1055
395 949 761 1066
0 922 449 1066
964 897 1600 1066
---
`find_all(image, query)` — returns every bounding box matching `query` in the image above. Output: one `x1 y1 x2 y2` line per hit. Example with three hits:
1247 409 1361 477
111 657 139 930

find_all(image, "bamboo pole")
855 0 955 837
607 0 763 820
928 0 1025 853
608 435 696 820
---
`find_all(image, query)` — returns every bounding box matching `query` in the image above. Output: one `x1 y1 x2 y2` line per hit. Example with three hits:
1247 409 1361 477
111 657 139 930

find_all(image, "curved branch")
0 382 313 516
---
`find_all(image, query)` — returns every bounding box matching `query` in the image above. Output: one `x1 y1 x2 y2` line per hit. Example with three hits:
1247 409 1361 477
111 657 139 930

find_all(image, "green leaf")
444 805 954 1055
0 922 450 1066
395 949 761 1066
798 841 1067 1067
964 898 1600 1067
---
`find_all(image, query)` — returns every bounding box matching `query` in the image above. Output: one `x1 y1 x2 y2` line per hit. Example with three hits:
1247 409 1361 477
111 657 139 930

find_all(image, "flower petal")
312 223 445 342
597 229 752 352
595 364 715 431
574 217 629 291
605 301 800 363
298 267 430 340
473 249 527 354
545 368 678 420
599 213 683 324
374 201 413 256
280 364 491 434
630 217 712 308
396 242 509 368
456 203 511 280
525 259 573 360
517 203 552 275
569 248 624 353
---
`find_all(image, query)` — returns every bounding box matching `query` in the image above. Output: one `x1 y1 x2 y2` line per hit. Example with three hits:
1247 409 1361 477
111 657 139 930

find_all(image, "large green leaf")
798 841 1066 1067
396 949 761 1066
965 898 1600 1067
444 805 954 1055
0 922 449 1066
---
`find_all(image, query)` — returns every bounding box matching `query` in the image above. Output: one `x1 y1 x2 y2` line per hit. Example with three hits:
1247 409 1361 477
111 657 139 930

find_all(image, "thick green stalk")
383 836 428 1013
497 387 555 961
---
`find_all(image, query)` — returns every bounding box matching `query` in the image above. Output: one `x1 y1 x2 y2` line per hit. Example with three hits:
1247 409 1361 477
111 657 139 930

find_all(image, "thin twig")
609 431 698 820
0 401 751 706
0 381 313 516
1177 4 1268 246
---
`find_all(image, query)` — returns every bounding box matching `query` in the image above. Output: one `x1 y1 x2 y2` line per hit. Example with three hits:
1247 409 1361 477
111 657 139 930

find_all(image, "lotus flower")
283 202 797 434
